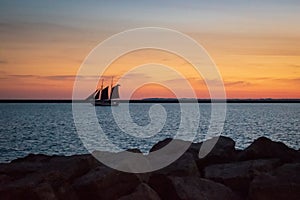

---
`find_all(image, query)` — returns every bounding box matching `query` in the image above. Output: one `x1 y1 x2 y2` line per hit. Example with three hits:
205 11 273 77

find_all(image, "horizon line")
0 98 299 103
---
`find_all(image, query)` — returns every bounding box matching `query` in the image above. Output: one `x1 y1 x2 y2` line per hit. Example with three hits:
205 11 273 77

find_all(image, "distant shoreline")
0 99 300 103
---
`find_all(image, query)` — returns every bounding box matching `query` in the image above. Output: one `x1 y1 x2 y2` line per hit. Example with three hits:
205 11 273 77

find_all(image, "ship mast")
110 77 113 99
100 79 104 91
111 77 113 89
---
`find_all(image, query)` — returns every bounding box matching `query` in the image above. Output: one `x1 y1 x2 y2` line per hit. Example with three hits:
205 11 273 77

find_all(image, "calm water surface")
0 103 299 163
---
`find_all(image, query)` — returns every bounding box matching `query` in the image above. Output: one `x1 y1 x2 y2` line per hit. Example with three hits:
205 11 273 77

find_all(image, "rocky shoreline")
0 136 299 200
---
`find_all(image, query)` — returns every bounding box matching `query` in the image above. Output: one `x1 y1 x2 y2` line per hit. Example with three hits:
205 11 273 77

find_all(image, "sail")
94 90 100 100
86 89 99 101
110 85 120 99
100 86 109 100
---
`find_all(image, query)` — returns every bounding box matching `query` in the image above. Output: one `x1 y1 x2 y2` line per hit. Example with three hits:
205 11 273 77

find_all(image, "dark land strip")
1 99 300 103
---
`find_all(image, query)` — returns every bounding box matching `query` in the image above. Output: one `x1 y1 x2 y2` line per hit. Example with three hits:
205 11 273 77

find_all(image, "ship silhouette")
86 77 120 106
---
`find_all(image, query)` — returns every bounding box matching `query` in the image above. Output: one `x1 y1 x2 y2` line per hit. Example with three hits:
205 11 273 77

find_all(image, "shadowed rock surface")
248 163 300 200
237 137 300 162
0 136 299 200
204 159 281 197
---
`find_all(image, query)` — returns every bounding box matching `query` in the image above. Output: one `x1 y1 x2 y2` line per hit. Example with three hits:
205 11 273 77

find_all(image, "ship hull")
92 100 119 106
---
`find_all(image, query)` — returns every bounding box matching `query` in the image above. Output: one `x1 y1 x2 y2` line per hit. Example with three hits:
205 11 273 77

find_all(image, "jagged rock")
0 174 12 184
31 183 57 200
72 165 141 200
0 173 51 200
169 176 240 200
238 137 299 162
0 137 299 199
0 154 99 200
150 136 237 170
0 154 99 181
0 169 78 200
149 138 173 152
154 151 200 177
196 136 238 169
249 163 300 200
204 159 281 197
126 148 143 153
148 174 181 200
0 155 49 179
118 183 161 200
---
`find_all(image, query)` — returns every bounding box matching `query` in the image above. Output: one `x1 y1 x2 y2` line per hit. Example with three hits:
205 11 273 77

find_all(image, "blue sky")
1 0 300 34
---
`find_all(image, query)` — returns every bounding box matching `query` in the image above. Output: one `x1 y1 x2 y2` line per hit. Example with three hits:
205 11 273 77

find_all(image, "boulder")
0 136 299 199
126 148 143 153
154 151 200 177
204 159 281 197
0 154 101 200
148 174 181 200
195 136 238 169
0 169 78 200
0 172 51 200
31 182 57 200
169 176 240 200
0 154 99 181
118 183 161 200
149 138 173 152
238 137 299 162
72 165 141 200
249 163 300 200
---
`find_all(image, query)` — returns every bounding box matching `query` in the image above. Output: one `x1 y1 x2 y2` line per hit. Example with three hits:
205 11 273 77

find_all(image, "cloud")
272 78 300 84
224 81 251 87
44 75 81 81
120 72 151 80
5 74 300 89
8 75 37 79
0 60 7 64
288 64 300 68
8 74 95 81
0 70 7 74
6 74 135 82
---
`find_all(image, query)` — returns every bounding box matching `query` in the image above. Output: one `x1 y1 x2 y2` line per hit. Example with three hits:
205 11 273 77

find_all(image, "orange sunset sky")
0 1 299 99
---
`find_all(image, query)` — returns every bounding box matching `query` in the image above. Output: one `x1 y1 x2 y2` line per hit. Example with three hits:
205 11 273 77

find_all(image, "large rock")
118 183 161 200
154 151 200 177
204 159 281 197
149 138 173 152
0 171 78 200
249 163 300 200
72 165 141 200
0 136 299 199
238 137 299 162
169 176 240 200
0 154 99 181
195 136 238 169
148 174 181 200
0 154 98 200
148 138 200 176
0 172 47 200
150 136 237 170
148 174 240 200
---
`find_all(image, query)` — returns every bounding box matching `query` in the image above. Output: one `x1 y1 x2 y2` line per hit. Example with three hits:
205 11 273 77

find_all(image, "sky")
0 0 299 99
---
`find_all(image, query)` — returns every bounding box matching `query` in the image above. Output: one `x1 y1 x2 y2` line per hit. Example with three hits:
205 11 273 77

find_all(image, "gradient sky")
0 0 299 99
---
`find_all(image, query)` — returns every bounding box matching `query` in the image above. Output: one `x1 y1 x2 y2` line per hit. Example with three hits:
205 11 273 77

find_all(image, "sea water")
0 103 299 163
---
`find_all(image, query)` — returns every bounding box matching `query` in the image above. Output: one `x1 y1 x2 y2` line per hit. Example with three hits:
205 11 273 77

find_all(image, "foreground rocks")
204 159 281 197
0 136 299 200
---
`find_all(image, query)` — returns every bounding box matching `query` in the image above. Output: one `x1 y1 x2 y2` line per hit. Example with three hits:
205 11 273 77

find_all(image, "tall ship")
86 78 120 106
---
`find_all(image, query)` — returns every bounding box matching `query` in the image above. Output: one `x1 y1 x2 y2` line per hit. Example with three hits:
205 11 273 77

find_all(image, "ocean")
0 103 299 163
